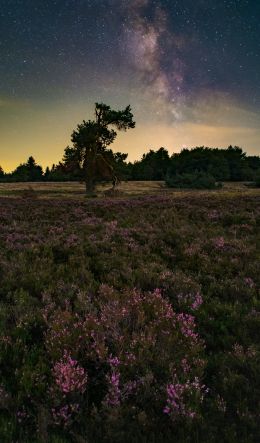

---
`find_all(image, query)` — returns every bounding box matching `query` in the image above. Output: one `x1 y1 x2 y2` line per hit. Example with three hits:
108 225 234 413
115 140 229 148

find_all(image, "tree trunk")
85 176 95 195
84 150 96 196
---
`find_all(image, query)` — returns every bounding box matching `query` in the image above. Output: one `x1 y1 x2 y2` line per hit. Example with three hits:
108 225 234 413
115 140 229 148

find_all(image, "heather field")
0 185 259 442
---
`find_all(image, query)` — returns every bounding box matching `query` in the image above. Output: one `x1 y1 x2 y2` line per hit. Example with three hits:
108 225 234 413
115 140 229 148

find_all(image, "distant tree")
168 147 229 180
245 155 260 172
25 156 43 181
0 166 4 177
69 103 135 194
10 163 29 182
46 163 70 181
9 156 43 182
44 166 51 181
244 156 260 180
131 147 170 180
166 146 255 183
223 146 245 181
146 147 170 180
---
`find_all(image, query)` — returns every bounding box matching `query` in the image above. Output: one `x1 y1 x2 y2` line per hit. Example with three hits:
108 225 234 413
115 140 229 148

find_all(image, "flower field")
0 187 259 442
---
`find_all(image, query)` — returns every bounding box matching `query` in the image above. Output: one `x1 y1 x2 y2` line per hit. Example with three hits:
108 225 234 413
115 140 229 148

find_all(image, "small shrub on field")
103 187 126 197
165 171 221 189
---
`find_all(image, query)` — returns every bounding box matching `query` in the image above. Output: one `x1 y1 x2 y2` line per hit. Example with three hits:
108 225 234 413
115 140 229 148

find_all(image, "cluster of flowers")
164 376 208 420
41 286 206 431
53 351 88 394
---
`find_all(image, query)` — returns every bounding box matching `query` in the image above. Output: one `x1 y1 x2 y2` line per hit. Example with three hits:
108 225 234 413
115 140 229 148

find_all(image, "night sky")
1 0 260 171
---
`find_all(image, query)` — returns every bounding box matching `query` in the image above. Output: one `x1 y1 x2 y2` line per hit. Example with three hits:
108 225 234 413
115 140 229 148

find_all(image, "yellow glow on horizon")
114 122 260 160
0 97 259 172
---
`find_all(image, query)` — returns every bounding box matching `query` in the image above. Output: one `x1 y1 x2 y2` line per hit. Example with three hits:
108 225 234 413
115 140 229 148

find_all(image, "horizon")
1 143 258 174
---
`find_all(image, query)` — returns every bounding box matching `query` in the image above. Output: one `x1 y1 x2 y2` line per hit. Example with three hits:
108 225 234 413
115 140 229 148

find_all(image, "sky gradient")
1 0 260 171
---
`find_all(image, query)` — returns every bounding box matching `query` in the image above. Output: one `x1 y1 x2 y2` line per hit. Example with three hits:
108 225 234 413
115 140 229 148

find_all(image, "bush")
254 170 260 187
165 171 221 189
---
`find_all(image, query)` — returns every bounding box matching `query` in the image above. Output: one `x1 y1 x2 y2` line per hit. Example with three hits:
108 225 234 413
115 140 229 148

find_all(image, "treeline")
1 146 260 183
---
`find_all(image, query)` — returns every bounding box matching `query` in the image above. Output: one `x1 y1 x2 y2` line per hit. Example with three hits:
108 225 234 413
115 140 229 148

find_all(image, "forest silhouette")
1 103 260 189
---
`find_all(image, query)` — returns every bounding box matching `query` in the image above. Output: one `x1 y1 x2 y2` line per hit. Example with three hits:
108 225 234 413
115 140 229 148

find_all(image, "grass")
0 180 257 199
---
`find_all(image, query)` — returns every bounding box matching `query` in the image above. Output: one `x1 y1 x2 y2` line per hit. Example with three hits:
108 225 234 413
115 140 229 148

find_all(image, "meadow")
0 182 259 442
0 180 255 198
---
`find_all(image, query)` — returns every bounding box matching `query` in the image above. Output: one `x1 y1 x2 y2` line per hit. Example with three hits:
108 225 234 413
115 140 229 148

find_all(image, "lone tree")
67 103 135 194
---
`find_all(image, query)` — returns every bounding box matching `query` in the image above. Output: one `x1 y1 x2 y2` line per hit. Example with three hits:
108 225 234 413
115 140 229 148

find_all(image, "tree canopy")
68 103 135 194
1 145 260 186
0 156 43 182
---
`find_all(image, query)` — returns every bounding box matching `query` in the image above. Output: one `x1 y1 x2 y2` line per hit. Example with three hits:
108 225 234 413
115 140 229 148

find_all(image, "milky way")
0 0 259 170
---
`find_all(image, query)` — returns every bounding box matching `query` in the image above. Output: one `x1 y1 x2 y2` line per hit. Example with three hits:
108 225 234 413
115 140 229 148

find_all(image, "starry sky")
1 0 260 171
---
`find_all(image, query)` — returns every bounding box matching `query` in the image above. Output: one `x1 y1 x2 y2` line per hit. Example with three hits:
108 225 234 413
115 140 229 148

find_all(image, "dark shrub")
165 171 221 189
254 170 260 187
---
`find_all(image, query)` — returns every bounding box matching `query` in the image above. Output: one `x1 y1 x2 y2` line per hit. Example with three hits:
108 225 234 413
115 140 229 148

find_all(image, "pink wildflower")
164 377 207 420
53 351 87 394
104 370 121 407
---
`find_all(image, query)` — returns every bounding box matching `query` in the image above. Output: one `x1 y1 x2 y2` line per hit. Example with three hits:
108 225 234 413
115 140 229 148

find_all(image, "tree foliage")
1 145 259 185
130 147 170 180
165 146 260 186
1 156 43 182
68 103 135 194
